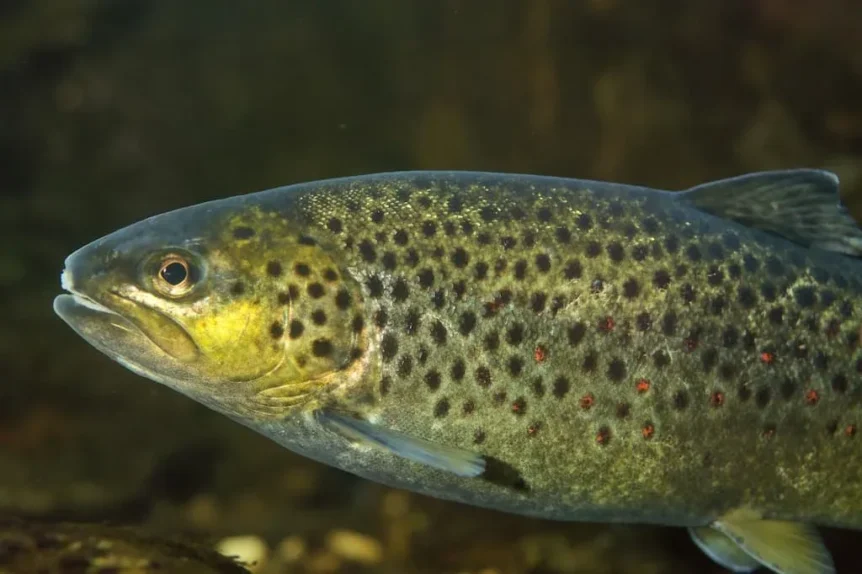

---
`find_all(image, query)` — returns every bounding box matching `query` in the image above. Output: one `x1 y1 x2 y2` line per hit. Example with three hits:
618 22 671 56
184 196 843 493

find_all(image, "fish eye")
155 255 194 296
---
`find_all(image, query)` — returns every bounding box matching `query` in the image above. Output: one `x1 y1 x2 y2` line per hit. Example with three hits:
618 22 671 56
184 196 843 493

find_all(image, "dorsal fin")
678 169 862 257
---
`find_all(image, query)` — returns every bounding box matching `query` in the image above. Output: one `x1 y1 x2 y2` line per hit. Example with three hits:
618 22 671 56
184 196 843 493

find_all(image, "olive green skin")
64 172 862 529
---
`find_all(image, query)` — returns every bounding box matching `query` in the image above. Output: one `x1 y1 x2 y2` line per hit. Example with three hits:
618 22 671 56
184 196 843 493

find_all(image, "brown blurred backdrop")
1 1 861 573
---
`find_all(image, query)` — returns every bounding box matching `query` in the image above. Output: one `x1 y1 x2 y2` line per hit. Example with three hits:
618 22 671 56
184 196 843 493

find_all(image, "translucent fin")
712 508 835 574
315 410 486 477
679 169 862 256
688 526 761 572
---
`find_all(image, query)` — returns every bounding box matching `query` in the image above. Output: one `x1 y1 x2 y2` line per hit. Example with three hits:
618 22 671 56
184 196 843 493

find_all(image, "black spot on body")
404 310 421 335
832 374 848 393
514 260 527 280
636 312 652 331
267 261 283 277
582 352 598 372
231 282 245 296
710 295 725 315
289 320 304 339
701 348 718 371
417 268 434 288
381 252 397 270
653 270 671 289
270 322 284 339
476 366 492 388
555 226 571 243
451 359 466 381
586 241 601 258
327 218 343 233
623 278 640 298
312 339 334 357
552 376 569 398
366 277 384 298
397 356 413 377
738 286 757 308
632 244 648 261
653 350 670 368
381 334 398 361
358 240 376 262
794 286 817 308
728 263 741 279
507 356 524 377
755 387 771 408
780 378 796 399
430 321 447 345
448 196 463 213
664 235 679 254
421 220 437 237
673 390 689 410
564 260 582 279
662 312 677 336
374 309 388 329
484 331 500 351
392 279 409 301
814 351 828 370
683 284 697 305
535 253 551 273
233 226 255 239
607 358 626 382
459 312 476 336
451 248 469 268
707 243 725 261
311 310 327 325
393 229 409 245
335 289 350 311
707 265 723 285
768 307 784 325
298 235 317 246
434 398 450 417
307 283 325 298
370 209 385 224
685 244 701 262
425 370 441 390
537 207 553 222
480 206 496 222
506 324 524 346
607 242 625 262
474 261 489 280
501 236 517 250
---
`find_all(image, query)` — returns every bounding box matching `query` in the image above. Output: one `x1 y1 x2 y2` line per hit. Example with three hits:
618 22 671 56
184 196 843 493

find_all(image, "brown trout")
54 170 862 574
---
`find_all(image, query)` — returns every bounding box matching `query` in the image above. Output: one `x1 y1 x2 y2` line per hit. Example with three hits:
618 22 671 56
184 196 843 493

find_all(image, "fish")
53 169 862 574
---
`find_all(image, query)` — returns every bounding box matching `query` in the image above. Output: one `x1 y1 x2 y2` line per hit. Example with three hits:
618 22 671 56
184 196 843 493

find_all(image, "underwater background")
2 1 862 572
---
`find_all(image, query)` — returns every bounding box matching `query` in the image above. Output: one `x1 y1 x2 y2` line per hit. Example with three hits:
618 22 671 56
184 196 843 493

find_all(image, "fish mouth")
53 268 193 385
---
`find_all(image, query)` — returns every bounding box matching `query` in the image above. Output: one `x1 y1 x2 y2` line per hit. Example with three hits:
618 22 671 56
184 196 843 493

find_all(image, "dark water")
1 1 861 572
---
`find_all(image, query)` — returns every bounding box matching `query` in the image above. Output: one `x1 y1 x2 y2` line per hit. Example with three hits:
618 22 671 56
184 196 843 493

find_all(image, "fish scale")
55 170 862 574
302 176 862 518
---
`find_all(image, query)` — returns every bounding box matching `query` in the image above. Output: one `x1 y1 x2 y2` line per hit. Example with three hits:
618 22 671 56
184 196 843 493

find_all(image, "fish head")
54 199 368 419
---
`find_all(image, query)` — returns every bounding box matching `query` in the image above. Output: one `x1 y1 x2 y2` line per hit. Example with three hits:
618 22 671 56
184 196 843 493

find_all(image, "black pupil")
161 262 188 286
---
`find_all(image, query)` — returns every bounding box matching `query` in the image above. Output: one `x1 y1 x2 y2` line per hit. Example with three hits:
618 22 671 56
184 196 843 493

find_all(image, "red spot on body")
596 427 611 445
760 351 775 364
762 426 776 439
846 424 857 437
527 422 541 436
683 338 697 352
636 378 651 394
710 391 725 407
599 316 615 333
805 390 820 405
642 424 655 440
534 346 547 363
579 393 595 410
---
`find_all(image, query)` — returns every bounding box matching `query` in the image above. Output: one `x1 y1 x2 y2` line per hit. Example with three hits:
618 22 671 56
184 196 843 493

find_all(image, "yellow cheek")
190 300 281 358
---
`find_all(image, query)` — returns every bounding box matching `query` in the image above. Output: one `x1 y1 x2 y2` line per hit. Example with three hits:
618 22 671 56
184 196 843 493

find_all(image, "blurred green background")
1 1 861 572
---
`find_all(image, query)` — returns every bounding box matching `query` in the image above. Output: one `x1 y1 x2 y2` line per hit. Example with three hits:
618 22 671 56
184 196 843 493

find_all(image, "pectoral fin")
689 526 761 572
707 508 834 574
315 410 486 477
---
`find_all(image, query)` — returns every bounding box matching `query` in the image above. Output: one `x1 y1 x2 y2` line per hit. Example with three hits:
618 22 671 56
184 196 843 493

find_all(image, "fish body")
55 170 862 573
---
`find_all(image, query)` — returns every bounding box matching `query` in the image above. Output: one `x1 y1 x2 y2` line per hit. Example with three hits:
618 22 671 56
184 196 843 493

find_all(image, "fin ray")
678 169 862 257
688 526 761 572
712 509 835 574
316 410 485 478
